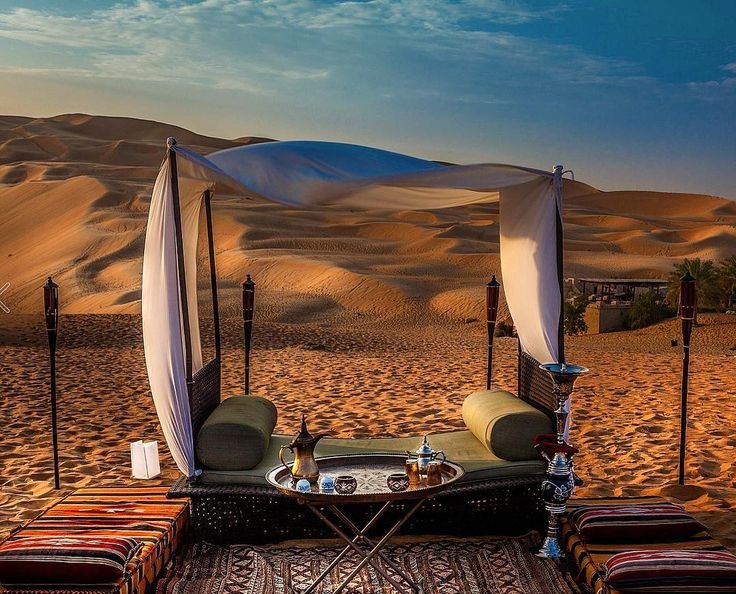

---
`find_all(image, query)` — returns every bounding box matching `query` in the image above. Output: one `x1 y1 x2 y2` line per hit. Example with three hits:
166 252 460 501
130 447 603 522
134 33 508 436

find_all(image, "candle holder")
536 362 588 560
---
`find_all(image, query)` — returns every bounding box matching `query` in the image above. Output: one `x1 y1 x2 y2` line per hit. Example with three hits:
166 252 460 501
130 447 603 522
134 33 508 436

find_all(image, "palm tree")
719 255 736 310
667 258 720 322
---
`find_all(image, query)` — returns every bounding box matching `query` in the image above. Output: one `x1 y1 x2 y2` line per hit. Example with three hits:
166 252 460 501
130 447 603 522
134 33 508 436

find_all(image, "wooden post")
678 272 696 485
242 275 255 394
203 191 221 362
43 277 60 489
553 164 566 363
168 138 194 384
485 275 501 390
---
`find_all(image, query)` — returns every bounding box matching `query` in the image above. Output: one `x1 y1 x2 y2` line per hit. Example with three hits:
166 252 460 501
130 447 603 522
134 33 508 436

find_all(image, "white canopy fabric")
142 140 567 477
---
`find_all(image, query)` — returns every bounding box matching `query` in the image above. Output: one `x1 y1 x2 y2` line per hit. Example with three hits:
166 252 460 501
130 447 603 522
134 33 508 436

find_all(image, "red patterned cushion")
603 549 736 592
0 534 141 585
569 502 705 543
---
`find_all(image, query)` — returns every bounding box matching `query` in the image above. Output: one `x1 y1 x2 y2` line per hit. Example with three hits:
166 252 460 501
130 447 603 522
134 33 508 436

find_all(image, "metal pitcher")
414 436 446 475
279 414 328 483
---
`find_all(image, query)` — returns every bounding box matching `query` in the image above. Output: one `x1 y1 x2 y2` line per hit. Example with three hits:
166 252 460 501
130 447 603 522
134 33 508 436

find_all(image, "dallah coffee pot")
279 415 328 483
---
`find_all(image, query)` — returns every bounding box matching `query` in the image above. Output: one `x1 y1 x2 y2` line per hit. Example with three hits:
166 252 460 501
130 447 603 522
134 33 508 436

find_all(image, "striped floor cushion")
0 535 142 585
569 501 706 543
603 549 736 593
563 497 726 594
0 487 189 594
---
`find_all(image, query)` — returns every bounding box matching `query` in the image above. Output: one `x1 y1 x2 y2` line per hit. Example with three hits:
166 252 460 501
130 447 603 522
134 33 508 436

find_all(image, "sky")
0 0 734 197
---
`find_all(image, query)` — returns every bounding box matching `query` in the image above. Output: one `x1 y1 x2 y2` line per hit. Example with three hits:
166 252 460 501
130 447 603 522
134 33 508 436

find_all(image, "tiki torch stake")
485 275 501 390
678 272 696 486
242 275 255 395
44 277 60 490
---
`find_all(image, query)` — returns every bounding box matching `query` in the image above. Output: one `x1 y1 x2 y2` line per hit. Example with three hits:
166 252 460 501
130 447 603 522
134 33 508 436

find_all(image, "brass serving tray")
266 453 464 504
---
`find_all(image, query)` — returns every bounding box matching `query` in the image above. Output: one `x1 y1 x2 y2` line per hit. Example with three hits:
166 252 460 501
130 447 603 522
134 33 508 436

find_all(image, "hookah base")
536 536 564 559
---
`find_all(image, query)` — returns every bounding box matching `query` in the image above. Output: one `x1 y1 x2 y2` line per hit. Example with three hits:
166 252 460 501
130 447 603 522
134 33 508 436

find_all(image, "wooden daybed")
169 348 557 544
142 141 573 544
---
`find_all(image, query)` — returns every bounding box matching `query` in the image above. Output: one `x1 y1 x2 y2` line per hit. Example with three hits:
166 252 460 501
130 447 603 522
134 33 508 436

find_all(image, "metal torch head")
486 275 501 323
43 277 59 332
241 274 255 319
539 362 589 398
679 272 696 321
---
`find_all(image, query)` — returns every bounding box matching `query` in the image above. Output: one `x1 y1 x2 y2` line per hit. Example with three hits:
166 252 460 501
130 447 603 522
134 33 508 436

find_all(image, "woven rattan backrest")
189 357 221 439
517 350 555 419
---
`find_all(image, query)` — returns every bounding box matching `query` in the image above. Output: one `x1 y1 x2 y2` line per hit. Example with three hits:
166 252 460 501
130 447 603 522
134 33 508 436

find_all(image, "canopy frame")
145 139 569 479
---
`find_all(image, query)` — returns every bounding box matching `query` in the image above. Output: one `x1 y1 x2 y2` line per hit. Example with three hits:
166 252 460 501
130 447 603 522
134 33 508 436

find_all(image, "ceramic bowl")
334 475 357 494
387 473 410 492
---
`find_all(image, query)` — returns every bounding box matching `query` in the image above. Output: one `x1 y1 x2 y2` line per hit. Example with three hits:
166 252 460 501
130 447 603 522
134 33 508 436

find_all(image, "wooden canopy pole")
553 164 565 363
203 191 222 362
168 137 194 385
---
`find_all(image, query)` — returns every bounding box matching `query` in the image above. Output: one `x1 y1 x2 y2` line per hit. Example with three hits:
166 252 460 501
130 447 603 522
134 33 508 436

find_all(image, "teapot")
414 436 446 474
279 415 328 483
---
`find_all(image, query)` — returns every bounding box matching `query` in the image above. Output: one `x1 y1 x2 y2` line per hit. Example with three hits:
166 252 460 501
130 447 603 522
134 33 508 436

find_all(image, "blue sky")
0 0 734 197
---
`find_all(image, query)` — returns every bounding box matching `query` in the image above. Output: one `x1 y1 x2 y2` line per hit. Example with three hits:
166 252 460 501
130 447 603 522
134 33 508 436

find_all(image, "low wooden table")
267 453 464 594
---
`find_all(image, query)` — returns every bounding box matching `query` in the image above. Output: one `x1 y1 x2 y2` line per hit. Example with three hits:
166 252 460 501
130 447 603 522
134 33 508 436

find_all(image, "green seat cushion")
196 396 277 471
198 431 546 486
462 390 552 461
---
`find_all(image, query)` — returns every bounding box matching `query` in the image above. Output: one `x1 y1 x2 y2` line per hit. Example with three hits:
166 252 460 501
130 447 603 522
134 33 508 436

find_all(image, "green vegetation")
667 257 736 318
719 255 736 310
625 292 674 330
564 295 588 335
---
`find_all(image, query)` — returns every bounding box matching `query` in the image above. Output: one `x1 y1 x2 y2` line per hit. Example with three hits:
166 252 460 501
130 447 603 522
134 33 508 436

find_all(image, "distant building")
575 278 668 334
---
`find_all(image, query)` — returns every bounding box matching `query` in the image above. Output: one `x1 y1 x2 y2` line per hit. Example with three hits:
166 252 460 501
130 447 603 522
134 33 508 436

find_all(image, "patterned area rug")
156 534 579 594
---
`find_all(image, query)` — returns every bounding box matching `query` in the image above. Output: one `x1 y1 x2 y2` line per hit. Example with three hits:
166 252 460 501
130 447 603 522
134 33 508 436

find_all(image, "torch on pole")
242 275 255 395
485 275 501 390
43 277 60 490
678 272 696 486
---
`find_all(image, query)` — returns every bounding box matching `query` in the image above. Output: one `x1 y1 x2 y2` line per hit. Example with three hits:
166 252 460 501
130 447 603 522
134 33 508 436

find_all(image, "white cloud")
685 61 736 100
0 0 646 100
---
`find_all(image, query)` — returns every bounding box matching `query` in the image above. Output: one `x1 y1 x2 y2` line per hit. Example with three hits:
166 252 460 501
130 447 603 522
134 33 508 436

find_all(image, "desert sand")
1 114 735 550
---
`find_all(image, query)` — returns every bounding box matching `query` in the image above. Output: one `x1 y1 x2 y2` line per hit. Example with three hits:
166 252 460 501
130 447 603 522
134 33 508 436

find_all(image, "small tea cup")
426 462 443 486
319 474 335 492
295 479 312 493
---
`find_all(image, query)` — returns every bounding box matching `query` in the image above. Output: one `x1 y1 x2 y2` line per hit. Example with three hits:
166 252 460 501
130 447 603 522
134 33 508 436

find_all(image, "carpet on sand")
156 534 578 594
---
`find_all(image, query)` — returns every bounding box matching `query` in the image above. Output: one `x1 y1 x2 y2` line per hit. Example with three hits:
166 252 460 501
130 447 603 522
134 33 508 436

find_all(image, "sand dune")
1 114 734 321
2 314 735 549
2 114 736 554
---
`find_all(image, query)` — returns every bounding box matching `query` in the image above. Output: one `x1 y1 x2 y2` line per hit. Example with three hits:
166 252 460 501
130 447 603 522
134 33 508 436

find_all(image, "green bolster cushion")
196 396 277 471
462 390 552 461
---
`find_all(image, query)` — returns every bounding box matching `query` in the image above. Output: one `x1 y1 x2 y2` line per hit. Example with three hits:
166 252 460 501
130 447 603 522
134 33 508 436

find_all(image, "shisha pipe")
536 361 588 559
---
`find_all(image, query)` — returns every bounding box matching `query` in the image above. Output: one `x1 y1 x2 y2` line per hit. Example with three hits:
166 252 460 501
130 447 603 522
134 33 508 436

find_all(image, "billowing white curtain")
141 157 197 476
142 140 567 476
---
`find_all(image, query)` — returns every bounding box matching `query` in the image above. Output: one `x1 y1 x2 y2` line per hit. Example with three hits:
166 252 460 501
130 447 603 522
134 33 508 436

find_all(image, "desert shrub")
625 292 674 329
564 295 588 335
494 321 516 337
